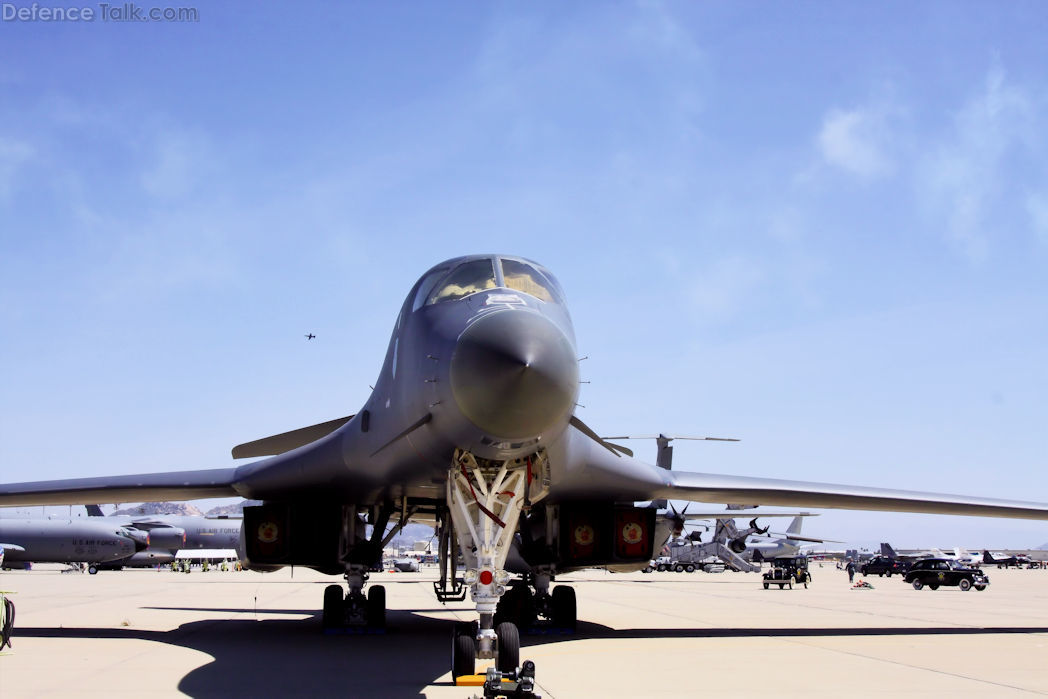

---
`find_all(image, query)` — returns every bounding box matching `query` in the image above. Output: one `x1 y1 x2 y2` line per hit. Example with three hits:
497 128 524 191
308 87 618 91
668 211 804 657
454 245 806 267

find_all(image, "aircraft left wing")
0 468 239 507
659 471 1048 520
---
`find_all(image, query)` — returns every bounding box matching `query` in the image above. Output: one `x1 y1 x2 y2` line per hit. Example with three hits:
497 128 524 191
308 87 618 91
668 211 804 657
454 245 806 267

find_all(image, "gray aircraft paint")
0 519 140 565
3 254 1046 523
5 253 1048 678
86 509 243 566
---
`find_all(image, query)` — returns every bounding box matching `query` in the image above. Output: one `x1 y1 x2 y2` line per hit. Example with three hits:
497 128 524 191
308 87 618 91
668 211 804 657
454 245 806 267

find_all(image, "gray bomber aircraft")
2 254 1048 679
0 518 145 572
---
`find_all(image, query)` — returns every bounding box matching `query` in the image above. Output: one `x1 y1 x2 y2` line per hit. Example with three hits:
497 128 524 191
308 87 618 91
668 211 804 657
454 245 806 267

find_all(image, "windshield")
427 259 497 305
500 258 563 303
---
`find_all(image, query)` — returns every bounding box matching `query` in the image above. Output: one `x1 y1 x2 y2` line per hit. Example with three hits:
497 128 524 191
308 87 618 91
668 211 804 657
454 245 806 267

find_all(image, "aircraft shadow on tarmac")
15 614 1048 698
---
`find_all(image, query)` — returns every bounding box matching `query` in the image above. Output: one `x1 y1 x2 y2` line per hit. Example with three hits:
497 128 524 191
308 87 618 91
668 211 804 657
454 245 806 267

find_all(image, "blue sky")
1 2 1046 548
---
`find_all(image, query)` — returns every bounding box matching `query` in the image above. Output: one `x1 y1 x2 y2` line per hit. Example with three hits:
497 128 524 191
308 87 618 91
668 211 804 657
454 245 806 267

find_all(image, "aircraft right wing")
658 471 1048 520
0 468 239 507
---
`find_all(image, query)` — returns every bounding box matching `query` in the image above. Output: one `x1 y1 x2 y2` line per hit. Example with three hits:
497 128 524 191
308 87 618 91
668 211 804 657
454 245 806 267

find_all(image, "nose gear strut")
446 448 548 679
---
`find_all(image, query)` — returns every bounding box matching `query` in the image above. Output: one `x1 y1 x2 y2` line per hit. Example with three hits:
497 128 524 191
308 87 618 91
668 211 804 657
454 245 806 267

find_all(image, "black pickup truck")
903 558 989 591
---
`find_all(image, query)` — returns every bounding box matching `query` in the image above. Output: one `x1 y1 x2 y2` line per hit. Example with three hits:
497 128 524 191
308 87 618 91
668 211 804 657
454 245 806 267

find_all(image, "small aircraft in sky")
3 254 1048 681
305 333 316 340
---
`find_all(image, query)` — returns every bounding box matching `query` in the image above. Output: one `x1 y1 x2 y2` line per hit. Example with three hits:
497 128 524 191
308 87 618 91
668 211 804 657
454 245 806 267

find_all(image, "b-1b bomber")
3 255 1048 680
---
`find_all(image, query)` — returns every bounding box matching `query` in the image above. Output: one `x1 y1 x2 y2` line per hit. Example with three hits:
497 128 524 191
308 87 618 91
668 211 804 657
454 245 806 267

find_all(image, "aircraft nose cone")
450 311 579 440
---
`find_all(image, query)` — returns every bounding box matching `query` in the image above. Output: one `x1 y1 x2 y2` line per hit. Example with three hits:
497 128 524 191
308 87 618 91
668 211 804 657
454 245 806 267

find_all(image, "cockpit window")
500 259 562 303
427 259 497 305
412 267 449 311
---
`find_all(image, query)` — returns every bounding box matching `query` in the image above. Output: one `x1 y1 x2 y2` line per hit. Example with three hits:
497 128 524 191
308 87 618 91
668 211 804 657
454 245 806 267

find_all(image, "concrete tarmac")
1 564 1046 697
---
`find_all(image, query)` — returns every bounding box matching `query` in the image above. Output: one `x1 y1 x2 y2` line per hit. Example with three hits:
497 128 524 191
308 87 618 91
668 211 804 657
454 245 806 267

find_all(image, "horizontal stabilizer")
0 468 239 507
662 471 1048 520
603 434 740 442
758 533 842 544
681 510 818 519
232 415 353 459
571 415 633 457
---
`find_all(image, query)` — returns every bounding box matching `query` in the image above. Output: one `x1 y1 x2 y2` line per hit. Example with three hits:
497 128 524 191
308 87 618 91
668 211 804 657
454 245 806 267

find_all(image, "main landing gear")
322 564 386 633
322 502 413 633
494 571 576 633
445 449 548 680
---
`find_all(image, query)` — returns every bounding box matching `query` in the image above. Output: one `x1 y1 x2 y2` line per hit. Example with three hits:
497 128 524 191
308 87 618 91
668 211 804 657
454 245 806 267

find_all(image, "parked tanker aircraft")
0 518 145 572
3 255 1048 680
84 505 243 568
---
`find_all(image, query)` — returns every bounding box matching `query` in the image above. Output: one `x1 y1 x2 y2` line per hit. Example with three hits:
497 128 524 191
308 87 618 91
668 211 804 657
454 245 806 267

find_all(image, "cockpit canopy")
416 256 565 309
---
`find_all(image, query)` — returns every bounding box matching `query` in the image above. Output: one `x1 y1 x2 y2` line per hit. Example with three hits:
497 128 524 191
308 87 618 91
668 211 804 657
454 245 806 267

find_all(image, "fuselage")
0 518 140 564
234 255 669 506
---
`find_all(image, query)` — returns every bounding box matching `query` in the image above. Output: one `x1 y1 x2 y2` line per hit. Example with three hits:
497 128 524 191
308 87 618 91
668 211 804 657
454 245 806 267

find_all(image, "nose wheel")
451 620 521 680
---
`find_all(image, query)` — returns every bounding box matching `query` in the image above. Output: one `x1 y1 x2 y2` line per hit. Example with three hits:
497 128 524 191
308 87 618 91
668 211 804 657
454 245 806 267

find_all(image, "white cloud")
0 137 34 201
917 68 1034 259
1027 192 1048 245
689 255 765 318
817 107 893 178
140 130 214 199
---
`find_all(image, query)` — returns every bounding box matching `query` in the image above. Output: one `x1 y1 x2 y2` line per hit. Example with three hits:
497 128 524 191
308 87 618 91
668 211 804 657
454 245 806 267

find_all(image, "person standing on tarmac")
845 559 856 583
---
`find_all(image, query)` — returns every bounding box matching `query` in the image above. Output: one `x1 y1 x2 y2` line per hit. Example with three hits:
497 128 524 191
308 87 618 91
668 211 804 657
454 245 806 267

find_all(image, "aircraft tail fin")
86 504 104 517
983 550 994 564
786 515 803 536
880 542 898 557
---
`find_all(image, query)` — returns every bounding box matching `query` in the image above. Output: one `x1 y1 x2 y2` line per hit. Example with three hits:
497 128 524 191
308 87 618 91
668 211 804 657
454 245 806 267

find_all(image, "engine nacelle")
145 526 186 551
729 537 748 554
242 503 348 575
518 503 656 572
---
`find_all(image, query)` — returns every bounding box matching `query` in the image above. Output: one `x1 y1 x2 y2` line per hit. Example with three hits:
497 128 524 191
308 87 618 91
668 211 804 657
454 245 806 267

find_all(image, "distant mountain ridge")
113 502 203 516
109 500 262 517
205 500 261 516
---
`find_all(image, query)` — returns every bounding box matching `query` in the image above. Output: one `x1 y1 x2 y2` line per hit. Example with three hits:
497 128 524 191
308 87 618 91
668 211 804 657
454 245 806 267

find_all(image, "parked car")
861 556 913 577
903 558 989 591
762 556 811 590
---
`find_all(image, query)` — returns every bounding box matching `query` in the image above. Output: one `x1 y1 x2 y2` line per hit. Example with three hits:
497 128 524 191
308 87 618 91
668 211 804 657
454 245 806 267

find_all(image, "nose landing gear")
446 449 547 682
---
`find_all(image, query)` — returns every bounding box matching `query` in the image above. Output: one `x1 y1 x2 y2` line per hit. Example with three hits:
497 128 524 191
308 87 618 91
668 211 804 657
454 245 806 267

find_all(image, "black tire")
685 564 696 573
452 630 476 679
674 563 684 573
1 596 14 650
495 621 520 674
861 567 868 576
657 564 667 572
367 585 386 628
975 585 986 591
642 567 652 573
88 565 98 575
778 584 784 589
929 583 939 591
763 582 769 589
886 572 892 578
959 578 972 592
322 585 343 628
551 586 577 631
912 580 923 590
